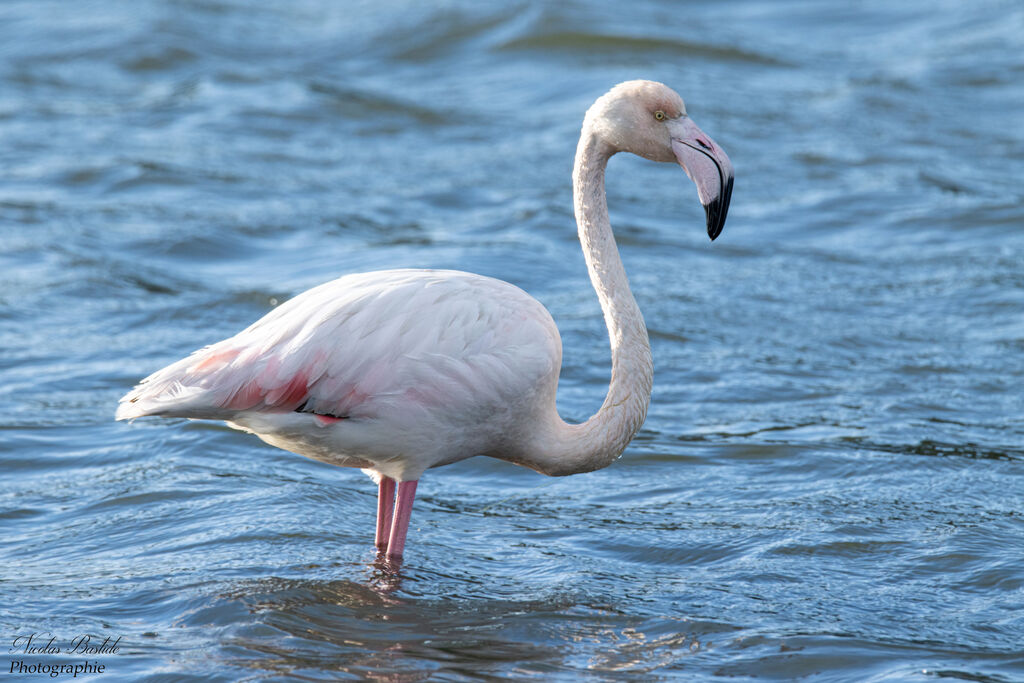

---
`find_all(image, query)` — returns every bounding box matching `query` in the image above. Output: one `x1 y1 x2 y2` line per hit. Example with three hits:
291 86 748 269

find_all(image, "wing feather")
116 270 560 423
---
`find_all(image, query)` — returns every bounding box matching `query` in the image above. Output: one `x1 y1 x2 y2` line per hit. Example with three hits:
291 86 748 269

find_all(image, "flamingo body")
117 269 561 482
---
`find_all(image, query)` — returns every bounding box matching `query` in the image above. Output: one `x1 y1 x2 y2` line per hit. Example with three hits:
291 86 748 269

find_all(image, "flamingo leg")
386 480 419 559
375 476 396 551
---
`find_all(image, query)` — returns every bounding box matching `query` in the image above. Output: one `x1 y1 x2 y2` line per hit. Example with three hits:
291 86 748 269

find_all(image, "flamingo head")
585 80 734 240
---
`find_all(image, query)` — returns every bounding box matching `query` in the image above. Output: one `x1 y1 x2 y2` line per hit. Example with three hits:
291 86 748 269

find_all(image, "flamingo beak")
668 117 734 241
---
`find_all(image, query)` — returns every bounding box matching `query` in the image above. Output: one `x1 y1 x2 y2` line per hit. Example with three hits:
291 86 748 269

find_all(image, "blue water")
2 1 1022 680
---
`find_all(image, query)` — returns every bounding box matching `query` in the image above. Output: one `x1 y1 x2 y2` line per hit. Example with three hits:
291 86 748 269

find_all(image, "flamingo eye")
654 110 666 121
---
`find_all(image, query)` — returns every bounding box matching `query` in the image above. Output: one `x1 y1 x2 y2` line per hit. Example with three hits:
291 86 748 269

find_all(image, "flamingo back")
116 270 562 440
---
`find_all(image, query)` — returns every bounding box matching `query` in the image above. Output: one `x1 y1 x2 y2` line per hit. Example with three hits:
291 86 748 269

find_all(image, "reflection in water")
216 576 413 680
210 574 588 680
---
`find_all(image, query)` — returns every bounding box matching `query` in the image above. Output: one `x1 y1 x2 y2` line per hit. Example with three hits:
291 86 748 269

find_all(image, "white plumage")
118 270 560 481
117 80 734 561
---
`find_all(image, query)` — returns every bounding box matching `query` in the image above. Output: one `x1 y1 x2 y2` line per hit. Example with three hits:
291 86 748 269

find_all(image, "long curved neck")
525 125 654 476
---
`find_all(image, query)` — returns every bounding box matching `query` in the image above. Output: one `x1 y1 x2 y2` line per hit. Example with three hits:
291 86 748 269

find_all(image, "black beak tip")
704 174 734 242
705 203 723 241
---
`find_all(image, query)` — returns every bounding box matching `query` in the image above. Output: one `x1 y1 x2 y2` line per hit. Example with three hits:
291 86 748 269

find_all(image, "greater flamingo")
116 80 734 561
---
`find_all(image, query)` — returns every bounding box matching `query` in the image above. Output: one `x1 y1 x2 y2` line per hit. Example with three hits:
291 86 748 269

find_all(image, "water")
2 0 1022 680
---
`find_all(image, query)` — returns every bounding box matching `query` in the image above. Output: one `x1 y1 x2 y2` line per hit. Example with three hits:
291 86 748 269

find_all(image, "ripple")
840 438 1024 462
308 81 454 126
498 31 791 66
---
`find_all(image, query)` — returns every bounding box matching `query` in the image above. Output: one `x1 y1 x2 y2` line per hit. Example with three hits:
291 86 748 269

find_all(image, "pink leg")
386 480 419 559
375 477 396 551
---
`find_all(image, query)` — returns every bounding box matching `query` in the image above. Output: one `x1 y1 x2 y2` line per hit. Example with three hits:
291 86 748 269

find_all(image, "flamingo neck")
526 125 654 476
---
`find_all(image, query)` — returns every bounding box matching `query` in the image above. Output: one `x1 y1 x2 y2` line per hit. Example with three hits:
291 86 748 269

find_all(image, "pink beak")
668 116 734 240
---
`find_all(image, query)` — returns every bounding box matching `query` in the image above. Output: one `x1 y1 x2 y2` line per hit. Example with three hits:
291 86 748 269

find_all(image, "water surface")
1 1 1022 680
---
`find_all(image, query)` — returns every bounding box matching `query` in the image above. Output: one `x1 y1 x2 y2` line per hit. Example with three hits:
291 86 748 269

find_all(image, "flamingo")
116 80 734 561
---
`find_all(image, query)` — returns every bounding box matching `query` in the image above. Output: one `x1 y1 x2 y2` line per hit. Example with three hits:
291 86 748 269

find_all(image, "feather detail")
116 270 561 432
